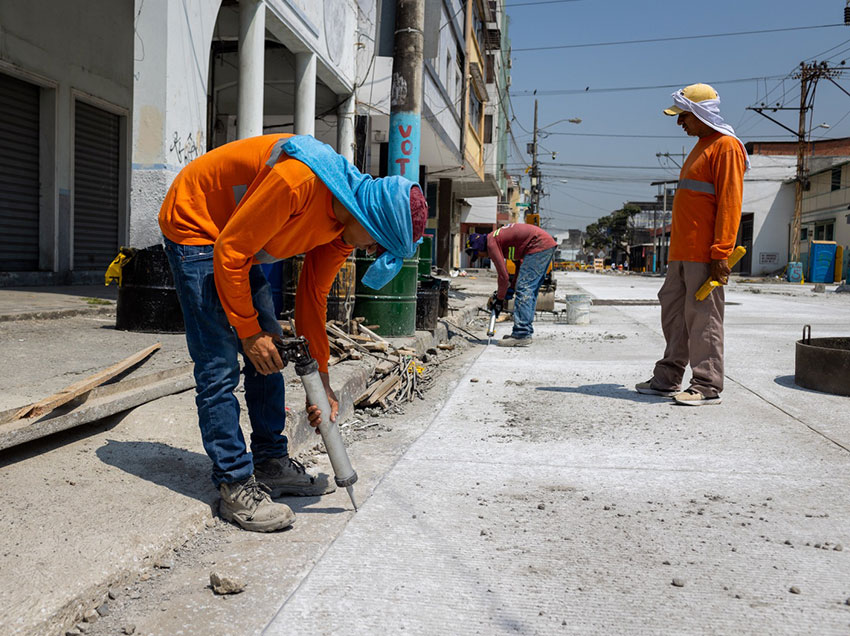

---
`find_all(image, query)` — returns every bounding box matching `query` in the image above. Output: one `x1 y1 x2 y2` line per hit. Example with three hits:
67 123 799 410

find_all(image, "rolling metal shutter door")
74 101 120 270
0 73 40 271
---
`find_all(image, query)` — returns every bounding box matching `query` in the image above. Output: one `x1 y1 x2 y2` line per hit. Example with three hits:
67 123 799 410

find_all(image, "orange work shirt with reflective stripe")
158 134 352 372
669 132 746 263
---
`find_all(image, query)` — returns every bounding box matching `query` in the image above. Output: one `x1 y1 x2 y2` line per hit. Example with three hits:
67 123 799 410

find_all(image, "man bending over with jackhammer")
466 224 557 346
159 134 426 532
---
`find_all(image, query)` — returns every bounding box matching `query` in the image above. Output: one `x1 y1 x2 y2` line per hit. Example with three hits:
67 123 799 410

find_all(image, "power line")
513 24 844 53
506 0 582 6
512 74 787 97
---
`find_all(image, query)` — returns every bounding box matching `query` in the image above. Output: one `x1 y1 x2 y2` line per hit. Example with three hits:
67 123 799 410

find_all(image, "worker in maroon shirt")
466 224 557 346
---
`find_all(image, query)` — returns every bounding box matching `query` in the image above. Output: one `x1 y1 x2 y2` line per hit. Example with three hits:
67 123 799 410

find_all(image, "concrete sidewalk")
264 271 850 635
0 274 493 636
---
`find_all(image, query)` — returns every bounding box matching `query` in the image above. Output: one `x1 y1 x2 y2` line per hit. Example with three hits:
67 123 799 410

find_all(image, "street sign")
516 202 530 207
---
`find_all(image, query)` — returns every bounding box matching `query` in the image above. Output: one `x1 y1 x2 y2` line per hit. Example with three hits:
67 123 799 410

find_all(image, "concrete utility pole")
388 0 424 181
529 99 540 223
747 61 842 263
790 65 811 264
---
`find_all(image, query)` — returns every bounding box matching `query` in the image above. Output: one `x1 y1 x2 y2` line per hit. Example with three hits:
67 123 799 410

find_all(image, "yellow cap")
663 83 718 116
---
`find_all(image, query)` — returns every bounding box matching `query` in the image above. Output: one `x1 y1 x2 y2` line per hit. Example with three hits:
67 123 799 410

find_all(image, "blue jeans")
511 247 555 339
163 237 287 486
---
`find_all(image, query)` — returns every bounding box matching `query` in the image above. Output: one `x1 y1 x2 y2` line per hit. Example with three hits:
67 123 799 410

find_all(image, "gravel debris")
789 586 801 595
210 571 246 595
671 578 685 588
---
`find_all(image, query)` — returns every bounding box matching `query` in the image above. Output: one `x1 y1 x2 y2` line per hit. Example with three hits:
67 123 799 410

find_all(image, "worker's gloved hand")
241 331 285 375
710 258 731 285
306 370 339 433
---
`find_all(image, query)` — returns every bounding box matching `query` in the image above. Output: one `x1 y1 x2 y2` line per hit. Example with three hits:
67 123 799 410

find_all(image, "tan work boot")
219 475 295 532
497 335 532 347
254 456 336 498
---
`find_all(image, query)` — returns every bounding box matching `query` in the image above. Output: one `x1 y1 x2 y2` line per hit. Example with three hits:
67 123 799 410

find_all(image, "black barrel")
415 277 440 331
435 277 450 317
116 244 185 333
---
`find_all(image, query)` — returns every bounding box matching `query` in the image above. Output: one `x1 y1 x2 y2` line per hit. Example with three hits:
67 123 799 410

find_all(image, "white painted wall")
461 196 497 224
743 155 796 274
131 0 219 248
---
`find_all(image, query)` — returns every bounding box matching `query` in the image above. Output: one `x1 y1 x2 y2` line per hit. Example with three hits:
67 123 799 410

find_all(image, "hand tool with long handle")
695 246 747 301
274 336 358 511
486 309 497 345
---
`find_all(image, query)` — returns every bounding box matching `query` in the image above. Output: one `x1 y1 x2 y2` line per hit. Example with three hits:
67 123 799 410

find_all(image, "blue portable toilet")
808 241 837 283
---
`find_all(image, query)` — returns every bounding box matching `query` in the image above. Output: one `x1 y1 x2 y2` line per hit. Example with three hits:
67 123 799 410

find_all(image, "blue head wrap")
282 135 420 289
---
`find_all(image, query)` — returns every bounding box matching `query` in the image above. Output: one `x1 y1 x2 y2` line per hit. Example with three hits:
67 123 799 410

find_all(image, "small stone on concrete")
789 586 801 594
65 630 82 636
108 588 119 600
210 571 246 595
537 503 546 510
834 544 843 551
83 609 99 623
671 578 685 587
122 624 137 635
96 603 110 617
154 558 174 569
470 378 479 383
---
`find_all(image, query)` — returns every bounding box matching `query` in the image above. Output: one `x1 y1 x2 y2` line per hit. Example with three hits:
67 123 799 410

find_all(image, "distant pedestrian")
466 224 556 346
636 83 748 406
160 134 426 531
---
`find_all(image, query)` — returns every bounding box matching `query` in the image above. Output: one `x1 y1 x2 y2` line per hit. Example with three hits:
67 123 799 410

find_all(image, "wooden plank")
0 368 194 451
358 324 387 343
12 343 161 420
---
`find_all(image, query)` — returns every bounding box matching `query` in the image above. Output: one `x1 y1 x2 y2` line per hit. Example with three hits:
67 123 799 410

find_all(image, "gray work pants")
652 260 725 397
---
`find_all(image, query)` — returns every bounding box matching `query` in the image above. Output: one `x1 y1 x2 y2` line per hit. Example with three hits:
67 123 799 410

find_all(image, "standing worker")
466 224 557 346
635 84 748 406
160 134 426 531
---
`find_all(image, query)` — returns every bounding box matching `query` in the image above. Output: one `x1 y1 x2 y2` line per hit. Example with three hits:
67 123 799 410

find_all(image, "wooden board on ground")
11 343 162 420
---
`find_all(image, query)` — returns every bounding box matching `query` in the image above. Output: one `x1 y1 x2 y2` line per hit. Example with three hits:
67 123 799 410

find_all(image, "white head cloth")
671 90 750 171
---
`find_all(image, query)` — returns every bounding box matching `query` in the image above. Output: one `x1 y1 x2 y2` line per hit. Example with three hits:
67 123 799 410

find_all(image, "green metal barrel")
354 246 419 336
418 235 433 280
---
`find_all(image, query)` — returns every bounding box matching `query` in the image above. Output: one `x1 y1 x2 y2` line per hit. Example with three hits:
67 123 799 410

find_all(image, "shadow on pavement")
0 412 125 468
96 439 217 511
536 384 665 403
773 374 823 394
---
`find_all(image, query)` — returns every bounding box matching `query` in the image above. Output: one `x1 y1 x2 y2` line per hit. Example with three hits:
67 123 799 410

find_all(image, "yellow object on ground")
694 246 747 301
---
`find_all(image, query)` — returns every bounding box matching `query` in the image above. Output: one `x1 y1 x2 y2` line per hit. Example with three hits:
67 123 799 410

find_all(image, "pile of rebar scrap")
311 317 453 412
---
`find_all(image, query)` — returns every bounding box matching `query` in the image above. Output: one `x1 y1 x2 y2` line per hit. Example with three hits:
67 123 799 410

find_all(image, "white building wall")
131 0 359 248
743 155 796 274
131 0 219 248
461 196 498 225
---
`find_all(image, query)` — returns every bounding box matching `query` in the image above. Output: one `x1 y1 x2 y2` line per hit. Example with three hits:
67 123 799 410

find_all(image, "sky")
503 0 850 236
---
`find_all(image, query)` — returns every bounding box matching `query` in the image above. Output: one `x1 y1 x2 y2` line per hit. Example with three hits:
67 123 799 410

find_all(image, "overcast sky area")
503 0 850 236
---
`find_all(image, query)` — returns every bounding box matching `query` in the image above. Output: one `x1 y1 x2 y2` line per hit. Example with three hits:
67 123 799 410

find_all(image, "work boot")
254 456 336 498
219 475 295 532
673 388 722 406
497 335 532 347
635 379 677 397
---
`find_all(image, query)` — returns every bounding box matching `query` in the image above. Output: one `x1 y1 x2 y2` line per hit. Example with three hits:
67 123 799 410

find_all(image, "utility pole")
747 60 843 263
790 65 812 264
388 0 424 181
528 99 540 224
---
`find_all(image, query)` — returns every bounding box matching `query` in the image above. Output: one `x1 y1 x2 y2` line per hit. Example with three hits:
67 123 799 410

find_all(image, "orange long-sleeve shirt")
159 135 352 372
669 132 746 263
